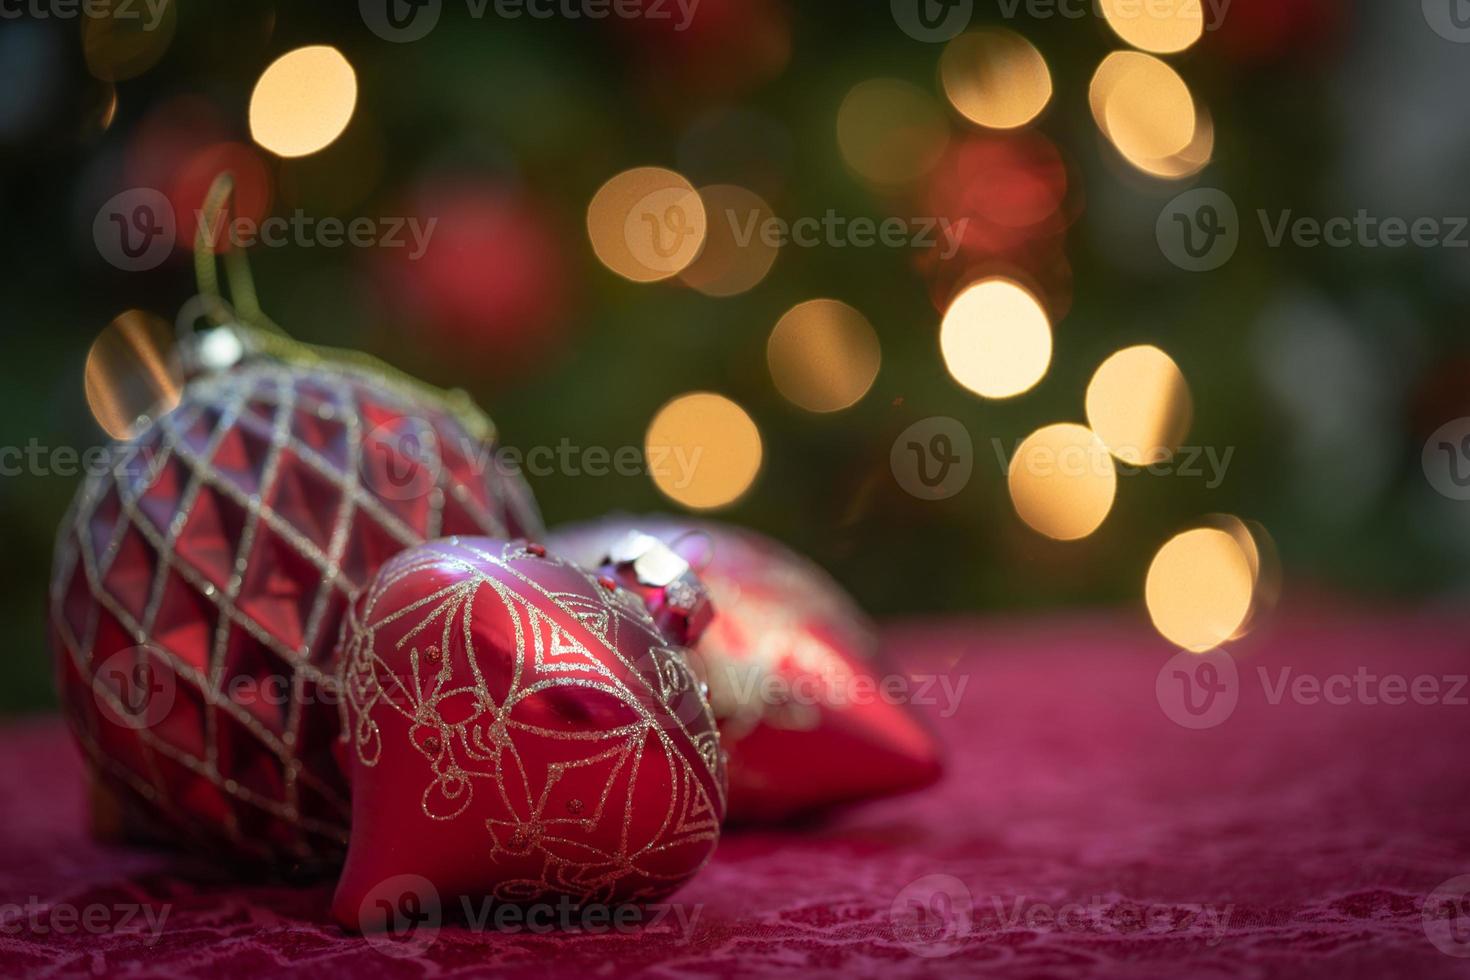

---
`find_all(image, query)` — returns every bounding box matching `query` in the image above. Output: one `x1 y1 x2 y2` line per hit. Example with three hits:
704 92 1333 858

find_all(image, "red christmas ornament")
611 0 791 104
49 349 542 867
1209 0 1343 64
918 132 1074 319
331 537 724 928
375 182 572 380
548 517 943 823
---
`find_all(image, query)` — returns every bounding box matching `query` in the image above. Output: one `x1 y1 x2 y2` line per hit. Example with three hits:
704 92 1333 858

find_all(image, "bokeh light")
1205 515 1282 640
249 46 358 158
679 184 779 296
380 182 571 376
767 299 881 413
1144 105 1215 179
1145 527 1257 652
1089 52 1199 176
645 393 763 510
171 141 274 254
1100 0 1204 54
587 167 707 283
83 0 178 82
1085 345 1193 466
1007 423 1117 541
940 29 1052 130
940 278 1052 399
836 79 949 187
85 311 183 440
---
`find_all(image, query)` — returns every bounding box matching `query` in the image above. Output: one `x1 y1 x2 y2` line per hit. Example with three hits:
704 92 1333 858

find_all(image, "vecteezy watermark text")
0 899 171 944
0 0 171 29
887 872 1234 959
993 0 1231 30
1157 648 1470 730
0 435 703 495
360 0 700 43
890 0 1231 43
197 210 438 261
718 667 969 719
357 873 703 958
991 436 1234 488
721 209 970 260
1158 187 1470 272
93 188 439 272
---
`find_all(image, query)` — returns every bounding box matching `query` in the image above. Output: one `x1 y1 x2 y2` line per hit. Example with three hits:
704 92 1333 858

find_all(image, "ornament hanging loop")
186 171 497 445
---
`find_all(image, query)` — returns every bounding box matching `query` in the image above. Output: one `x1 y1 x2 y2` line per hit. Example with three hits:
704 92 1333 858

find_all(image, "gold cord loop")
191 171 495 444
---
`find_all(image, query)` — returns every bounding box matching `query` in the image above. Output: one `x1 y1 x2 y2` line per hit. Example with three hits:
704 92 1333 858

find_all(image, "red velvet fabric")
4 608 1469 978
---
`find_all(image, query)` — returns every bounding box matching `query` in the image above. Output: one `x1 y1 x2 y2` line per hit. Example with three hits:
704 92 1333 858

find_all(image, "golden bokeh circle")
1085 345 1193 466
767 299 882 413
85 310 183 440
588 167 707 283
82 0 178 82
249 46 358 158
1145 527 1256 652
940 29 1052 130
1100 0 1204 54
836 79 949 187
645 393 763 510
679 184 779 297
1090 52 1199 175
940 278 1052 400
1007 423 1117 541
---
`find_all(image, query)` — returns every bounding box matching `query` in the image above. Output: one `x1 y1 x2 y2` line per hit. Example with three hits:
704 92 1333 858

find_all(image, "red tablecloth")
3 609 1469 978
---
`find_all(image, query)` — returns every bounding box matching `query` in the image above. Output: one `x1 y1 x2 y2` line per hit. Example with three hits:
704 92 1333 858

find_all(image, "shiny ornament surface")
548 517 943 823
49 358 542 866
331 537 725 928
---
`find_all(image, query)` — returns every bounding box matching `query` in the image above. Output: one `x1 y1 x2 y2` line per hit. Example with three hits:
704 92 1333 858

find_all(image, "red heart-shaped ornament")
331 537 725 929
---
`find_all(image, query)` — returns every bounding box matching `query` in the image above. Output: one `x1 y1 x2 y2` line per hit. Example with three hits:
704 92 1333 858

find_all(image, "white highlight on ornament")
197 327 246 372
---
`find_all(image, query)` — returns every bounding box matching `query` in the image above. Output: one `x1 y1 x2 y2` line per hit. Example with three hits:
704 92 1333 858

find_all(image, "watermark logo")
982 894 1234 944
891 417 974 500
1424 0 1470 43
890 873 974 957
722 209 968 258
0 0 173 28
0 898 171 944
97 187 437 271
196 208 438 259
1424 875 1470 957
363 0 699 42
1422 418 1470 501
361 0 443 41
359 874 442 958
891 0 973 42
1157 188 1238 272
991 436 1233 488
625 186 704 279
1156 648 1239 730
94 188 176 272
355 877 704 951
360 417 444 502
92 645 177 731
992 0 1231 29
1162 190 1470 271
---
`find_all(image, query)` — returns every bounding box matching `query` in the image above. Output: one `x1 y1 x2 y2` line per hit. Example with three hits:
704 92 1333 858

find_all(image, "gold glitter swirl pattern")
48 361 542 864
338 538 725 905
